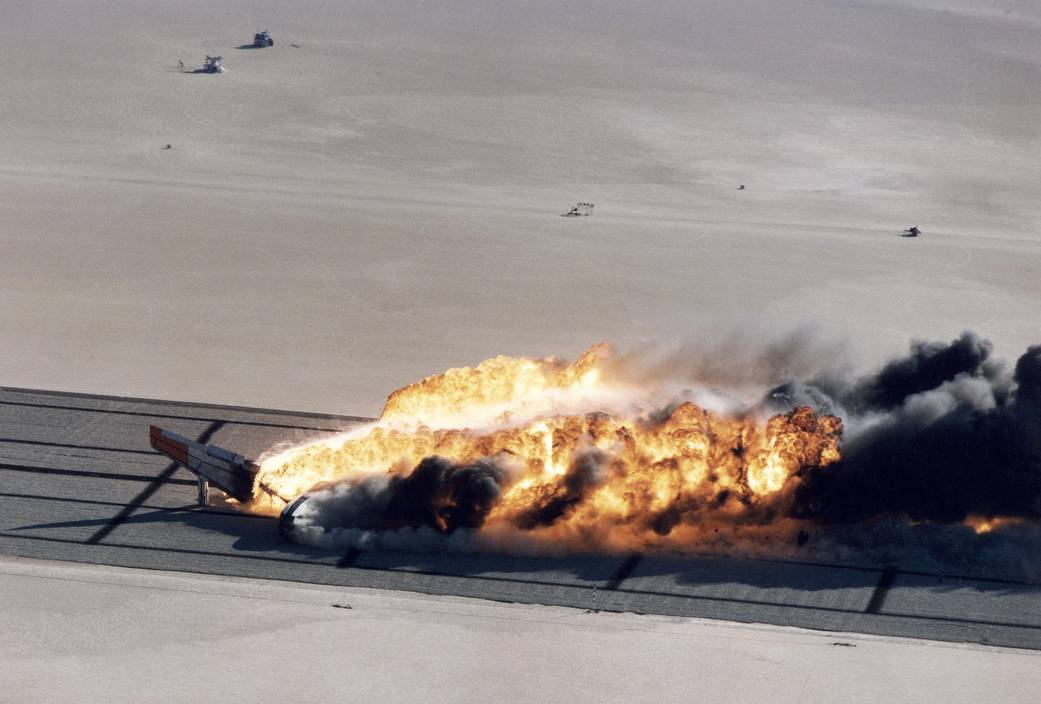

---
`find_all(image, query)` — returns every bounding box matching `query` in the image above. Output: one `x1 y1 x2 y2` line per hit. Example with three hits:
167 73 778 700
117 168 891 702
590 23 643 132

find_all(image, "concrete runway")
2 387 1040 650
7 558 1041 704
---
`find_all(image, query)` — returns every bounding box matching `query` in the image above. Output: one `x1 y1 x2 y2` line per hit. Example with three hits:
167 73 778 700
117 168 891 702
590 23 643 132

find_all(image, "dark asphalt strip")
0 438 158 455
0 491 270 519
84 464 183 544
0 462 197 485
0 385 370 422
0 400 346 433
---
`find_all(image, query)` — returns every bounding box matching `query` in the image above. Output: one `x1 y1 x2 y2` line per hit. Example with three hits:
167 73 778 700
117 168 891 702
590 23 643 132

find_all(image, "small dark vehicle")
253 30 274 47
902 226 921 238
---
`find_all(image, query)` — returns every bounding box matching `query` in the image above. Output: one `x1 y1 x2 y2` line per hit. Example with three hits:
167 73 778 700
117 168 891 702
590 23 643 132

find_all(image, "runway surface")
2 387 1040 650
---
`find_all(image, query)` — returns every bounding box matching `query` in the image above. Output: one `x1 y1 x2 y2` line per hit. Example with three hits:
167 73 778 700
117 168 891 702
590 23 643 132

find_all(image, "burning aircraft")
150 335 1041 564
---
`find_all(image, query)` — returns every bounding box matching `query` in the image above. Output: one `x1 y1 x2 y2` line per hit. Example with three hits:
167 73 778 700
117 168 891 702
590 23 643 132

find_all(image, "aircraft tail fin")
149 425 259 502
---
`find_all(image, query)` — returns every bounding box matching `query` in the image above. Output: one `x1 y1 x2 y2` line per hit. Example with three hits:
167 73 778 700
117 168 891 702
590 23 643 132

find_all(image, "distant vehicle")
902 226 921 237
253 30 274 47
562 202 594 217
202 55 225 73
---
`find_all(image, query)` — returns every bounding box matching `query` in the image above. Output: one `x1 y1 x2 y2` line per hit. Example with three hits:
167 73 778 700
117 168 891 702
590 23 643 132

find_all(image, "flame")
964 515 1022 534
251 345 843 549
378 343 612 428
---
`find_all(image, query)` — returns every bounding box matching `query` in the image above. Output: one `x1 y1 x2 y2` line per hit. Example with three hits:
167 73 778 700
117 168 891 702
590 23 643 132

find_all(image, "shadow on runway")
9 505 322 561
10 500 1041 598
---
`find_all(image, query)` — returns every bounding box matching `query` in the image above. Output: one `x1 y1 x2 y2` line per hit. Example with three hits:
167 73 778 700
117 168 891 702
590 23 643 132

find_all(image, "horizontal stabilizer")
149 425 259 502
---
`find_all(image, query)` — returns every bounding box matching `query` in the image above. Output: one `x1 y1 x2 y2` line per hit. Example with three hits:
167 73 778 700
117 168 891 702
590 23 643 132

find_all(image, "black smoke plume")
511 449 609 529
850 331 1001 412
772 332 1041 524
302 456 508 534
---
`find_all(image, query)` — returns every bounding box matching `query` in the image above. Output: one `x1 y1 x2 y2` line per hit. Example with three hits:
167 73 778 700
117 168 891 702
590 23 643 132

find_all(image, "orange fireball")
251 345 843 549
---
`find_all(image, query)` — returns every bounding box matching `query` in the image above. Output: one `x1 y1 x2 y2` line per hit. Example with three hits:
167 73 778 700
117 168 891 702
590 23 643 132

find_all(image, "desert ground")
1 0 1039 415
